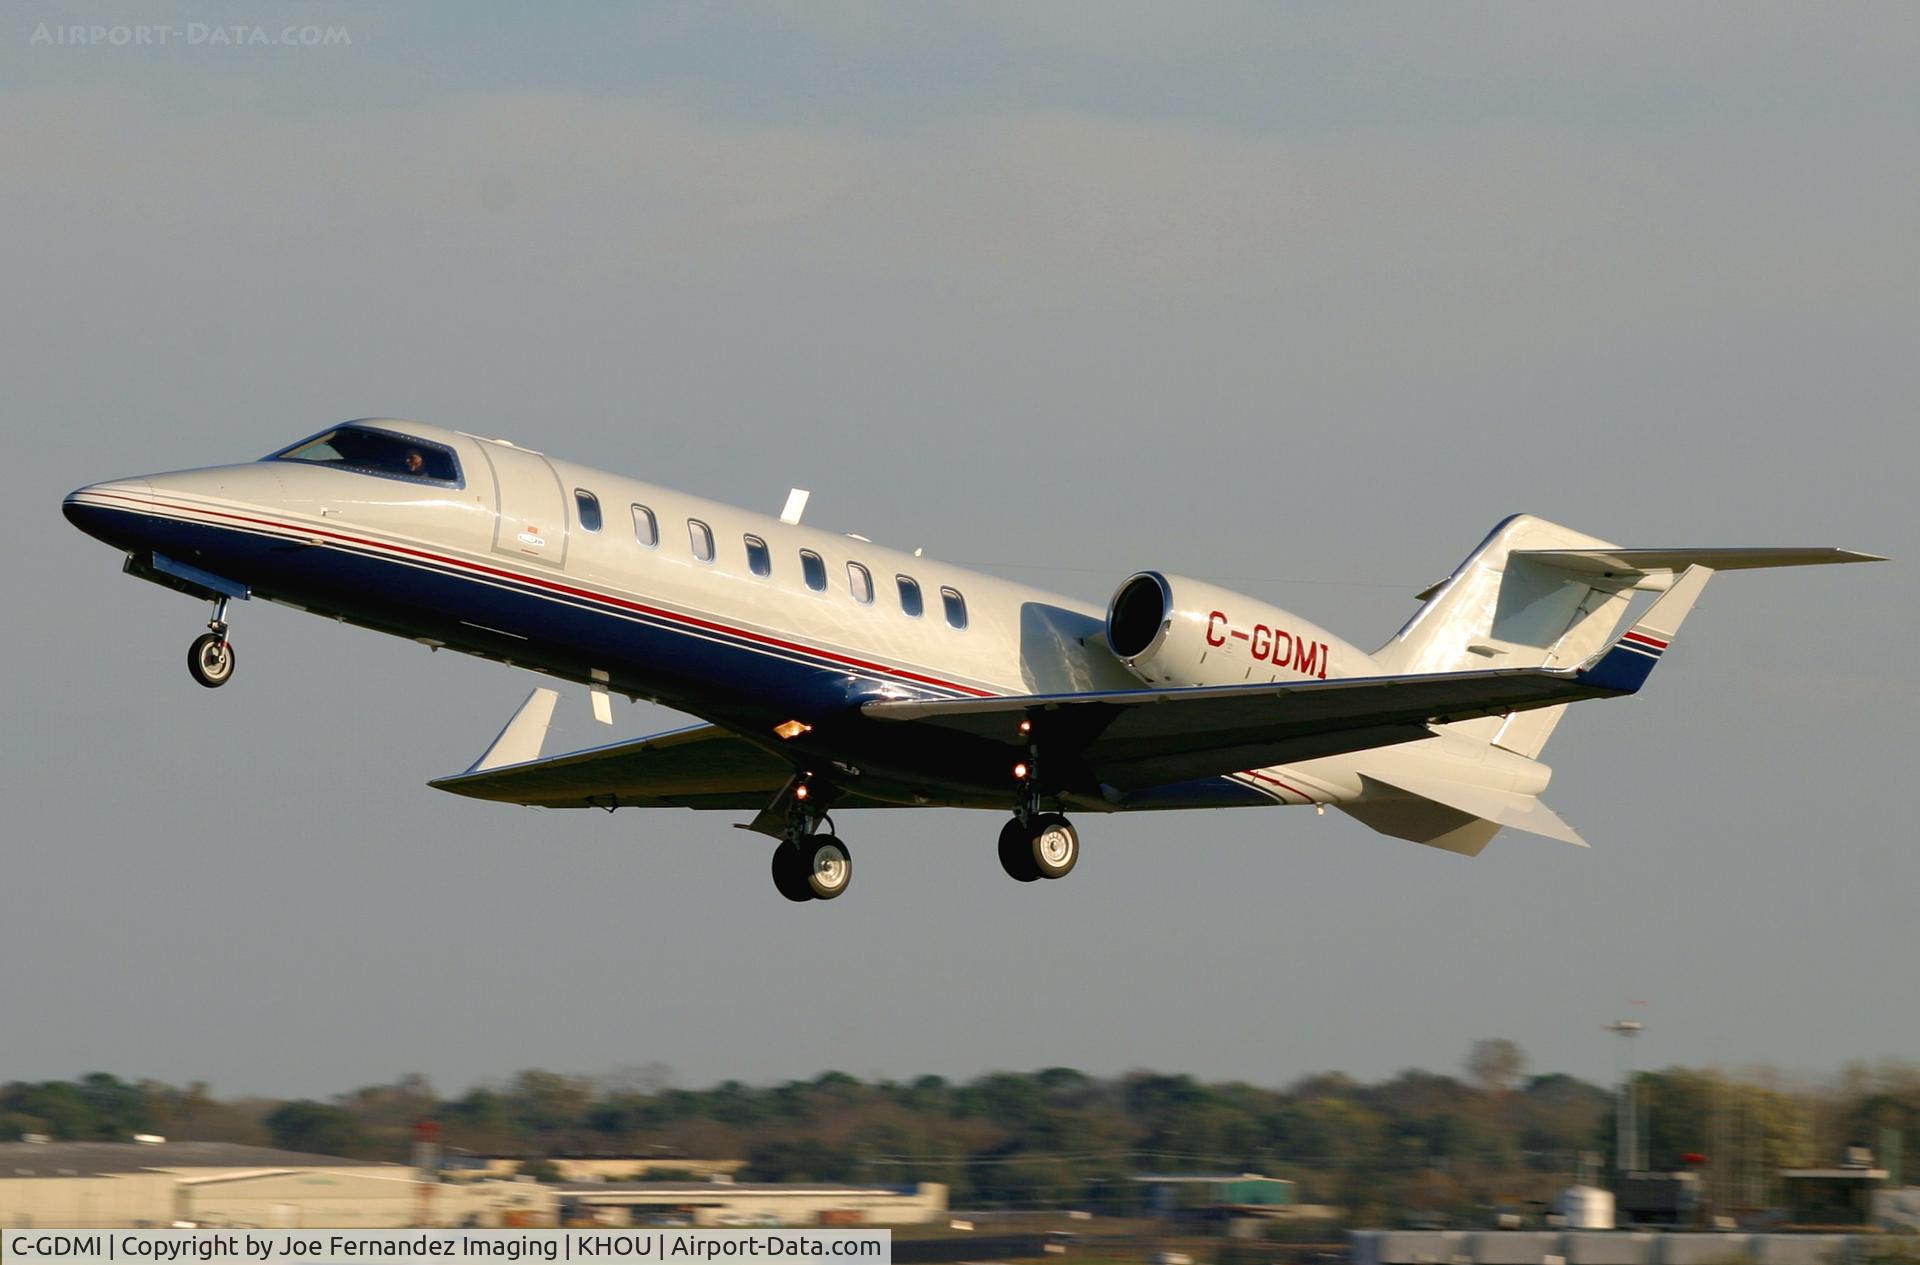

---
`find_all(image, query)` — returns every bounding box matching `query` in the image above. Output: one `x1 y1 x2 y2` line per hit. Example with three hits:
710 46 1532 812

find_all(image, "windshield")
269 425 460 484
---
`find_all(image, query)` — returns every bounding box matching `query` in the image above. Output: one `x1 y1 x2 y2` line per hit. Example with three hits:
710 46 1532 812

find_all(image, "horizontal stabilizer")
1514 546 1884 586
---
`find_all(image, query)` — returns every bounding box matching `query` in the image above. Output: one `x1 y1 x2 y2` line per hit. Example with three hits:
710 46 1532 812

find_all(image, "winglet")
465 687 559 773
1579 565 1714 694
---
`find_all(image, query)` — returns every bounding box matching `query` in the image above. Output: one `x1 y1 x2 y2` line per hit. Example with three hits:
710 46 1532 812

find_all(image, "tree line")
4 1045 1914 1225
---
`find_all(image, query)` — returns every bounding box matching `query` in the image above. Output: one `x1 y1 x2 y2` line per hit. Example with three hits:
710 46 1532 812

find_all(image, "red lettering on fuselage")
1293 638 1323 678
1208 612 1330 679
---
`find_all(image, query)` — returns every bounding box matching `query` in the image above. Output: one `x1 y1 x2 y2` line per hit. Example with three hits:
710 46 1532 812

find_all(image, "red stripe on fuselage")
81 491 998 698
1240 769 1318 803
1622 630 1669 650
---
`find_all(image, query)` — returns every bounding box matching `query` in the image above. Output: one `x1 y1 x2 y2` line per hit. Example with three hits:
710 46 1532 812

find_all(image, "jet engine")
1104 571 1371 688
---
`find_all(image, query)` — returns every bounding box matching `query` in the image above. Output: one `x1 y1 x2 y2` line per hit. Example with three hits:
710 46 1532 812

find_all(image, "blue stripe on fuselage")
87 502 968 723
78 500 1282 812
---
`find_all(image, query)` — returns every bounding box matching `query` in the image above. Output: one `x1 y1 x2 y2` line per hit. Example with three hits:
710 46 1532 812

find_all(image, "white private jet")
64 419 1881 902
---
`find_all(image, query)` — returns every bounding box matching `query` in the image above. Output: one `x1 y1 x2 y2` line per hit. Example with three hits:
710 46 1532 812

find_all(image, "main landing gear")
997 813 1079 883
187 596 236 689
997 720 1079 883
769 792 852 903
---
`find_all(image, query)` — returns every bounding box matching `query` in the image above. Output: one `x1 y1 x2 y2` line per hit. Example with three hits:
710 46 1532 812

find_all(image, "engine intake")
1104 570 1368 688
1106 572 1173 660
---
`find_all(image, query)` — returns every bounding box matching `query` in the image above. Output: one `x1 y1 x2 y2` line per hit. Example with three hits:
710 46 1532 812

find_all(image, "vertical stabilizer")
1374 514 1637 756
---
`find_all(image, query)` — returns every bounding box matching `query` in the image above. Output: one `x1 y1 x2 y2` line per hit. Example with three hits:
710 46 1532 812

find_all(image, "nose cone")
63 478 155 548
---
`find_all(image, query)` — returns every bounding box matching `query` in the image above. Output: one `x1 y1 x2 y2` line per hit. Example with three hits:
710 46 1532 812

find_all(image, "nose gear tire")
188 633 235 688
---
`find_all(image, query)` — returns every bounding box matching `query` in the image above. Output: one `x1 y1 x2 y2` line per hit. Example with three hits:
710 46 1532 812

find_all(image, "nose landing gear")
187 597 236 689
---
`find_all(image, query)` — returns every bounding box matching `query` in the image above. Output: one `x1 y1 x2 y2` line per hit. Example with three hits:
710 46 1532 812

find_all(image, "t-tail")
1332 515 1882 856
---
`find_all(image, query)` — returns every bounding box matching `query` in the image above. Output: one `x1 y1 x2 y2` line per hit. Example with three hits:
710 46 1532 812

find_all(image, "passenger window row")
573 494 967 629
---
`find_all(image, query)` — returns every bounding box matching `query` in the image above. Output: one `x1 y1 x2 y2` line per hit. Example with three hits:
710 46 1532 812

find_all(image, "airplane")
62 418 1882 902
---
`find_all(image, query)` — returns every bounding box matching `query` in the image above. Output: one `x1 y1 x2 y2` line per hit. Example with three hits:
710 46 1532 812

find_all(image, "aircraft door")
479 443 568 568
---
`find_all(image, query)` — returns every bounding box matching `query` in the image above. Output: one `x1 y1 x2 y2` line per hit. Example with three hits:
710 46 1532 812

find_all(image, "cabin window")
897 575 924 618
847 562 874 605
941 587 968 630
744 534 772 578
575 490 602 532
800 550 828 593
269 424 461 485
689 519 715 563
632 504 658 548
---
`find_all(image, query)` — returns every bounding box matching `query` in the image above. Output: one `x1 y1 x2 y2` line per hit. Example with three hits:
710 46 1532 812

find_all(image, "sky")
2 3 1916 1102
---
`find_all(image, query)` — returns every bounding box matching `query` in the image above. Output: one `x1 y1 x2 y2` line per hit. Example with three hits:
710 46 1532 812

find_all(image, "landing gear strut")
769 793 852 902
187 596 236 688
998 722 1079 883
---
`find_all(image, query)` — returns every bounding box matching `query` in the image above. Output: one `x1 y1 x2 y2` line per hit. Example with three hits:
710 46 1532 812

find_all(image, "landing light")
1012 762 1030 781
774 719 811 740
794 784 810 801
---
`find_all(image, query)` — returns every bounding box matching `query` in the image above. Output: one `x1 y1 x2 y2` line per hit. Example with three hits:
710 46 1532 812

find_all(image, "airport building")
551 1178 948 1227
0 1140 547 1229
0 1139 943 1230
1353 1230 1862 1265
1133 1172 1296 1219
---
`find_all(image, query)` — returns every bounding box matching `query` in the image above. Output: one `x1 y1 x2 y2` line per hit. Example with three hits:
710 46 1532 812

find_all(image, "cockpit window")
270 425 460 484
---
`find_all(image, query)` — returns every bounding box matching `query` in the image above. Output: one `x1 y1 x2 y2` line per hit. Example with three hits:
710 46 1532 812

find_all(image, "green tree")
3 1080 101 1138
1465 1040 1527 1094
264 1100 370 1157
506 1070 593 1136
744 1138 854 1182
516 1156 563 1182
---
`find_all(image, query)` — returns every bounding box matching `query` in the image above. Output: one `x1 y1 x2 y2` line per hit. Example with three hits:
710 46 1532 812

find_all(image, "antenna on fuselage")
780 489 810 525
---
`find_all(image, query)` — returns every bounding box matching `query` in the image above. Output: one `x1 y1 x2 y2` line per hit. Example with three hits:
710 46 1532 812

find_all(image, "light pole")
1607 1019 1644 1175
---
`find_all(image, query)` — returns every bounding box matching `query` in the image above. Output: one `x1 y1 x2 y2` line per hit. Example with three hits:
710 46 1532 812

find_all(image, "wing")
429 721 793 810
864 567 1711 792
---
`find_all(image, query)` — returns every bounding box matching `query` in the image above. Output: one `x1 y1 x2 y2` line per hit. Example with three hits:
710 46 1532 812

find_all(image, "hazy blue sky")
3 4 1915 1100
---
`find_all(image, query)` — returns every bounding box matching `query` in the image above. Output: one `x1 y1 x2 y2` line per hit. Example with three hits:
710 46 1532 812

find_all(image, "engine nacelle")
1104 571 1375 688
